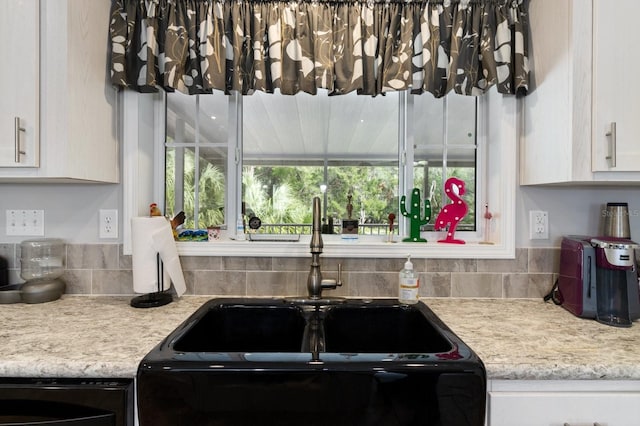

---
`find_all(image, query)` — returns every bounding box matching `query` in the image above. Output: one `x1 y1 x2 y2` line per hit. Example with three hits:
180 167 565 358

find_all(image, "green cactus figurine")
400 188 431 242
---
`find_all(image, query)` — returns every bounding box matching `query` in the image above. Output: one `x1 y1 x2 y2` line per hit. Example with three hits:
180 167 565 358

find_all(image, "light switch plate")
6 210 45 236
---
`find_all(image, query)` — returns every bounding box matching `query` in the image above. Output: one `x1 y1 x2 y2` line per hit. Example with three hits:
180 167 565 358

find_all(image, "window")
164 90 477 232
241 90 401 236
122 89 517 259
165 94 230 229
410 94 478 231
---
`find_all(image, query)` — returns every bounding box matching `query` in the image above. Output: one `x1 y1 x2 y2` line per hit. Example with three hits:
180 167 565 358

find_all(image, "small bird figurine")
149 203 185 238
149 203 163 217
171 211 185 231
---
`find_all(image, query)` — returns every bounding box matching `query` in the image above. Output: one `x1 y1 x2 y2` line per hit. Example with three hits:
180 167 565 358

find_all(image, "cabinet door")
0 1 39 167
592 0 640 171
488 391 640 426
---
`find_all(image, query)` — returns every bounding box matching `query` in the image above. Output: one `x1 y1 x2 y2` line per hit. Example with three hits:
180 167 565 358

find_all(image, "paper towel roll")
131 217 187 296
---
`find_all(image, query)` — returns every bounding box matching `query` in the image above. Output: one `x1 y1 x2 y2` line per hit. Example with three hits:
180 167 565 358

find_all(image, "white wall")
0 183 121 244
517 185 640 247
1 180 639 250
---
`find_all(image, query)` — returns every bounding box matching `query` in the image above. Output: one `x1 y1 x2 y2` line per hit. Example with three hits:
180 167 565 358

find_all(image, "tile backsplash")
0 244 559 299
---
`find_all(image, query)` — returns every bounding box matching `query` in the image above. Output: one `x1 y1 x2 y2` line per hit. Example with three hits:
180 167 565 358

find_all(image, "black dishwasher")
0 378 133 426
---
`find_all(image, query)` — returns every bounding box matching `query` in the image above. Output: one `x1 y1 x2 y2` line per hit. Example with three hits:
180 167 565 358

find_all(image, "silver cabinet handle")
14 117 26 163
605 121 616 168
563 423 602 426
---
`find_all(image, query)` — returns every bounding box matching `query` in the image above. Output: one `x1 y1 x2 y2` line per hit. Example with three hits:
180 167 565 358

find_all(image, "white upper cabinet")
591 0 640 172
521 0 640 185
0 0 119 183
0 1 40 168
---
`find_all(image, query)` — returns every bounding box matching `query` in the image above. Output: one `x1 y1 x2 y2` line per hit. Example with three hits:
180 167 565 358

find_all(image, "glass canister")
19 238 65 282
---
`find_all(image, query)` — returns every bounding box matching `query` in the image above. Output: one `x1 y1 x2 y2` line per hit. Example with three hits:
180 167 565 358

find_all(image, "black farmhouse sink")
172 304 307 353
322 304 453 354
137 298 485 426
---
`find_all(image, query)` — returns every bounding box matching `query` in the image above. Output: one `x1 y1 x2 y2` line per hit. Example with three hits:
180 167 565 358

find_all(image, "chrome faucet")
307 197 342 299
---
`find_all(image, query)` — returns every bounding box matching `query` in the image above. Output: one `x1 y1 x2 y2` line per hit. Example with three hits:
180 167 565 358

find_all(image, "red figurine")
434 177 468 244
387 213 396 242
149 203 163 217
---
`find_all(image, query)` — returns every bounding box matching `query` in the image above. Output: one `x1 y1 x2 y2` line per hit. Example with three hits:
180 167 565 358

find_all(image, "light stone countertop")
0 296 639 381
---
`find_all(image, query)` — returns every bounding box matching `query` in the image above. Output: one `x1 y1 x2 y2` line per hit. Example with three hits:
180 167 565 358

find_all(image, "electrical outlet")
6 210 45 236
99 209 118 239
529 210 549 240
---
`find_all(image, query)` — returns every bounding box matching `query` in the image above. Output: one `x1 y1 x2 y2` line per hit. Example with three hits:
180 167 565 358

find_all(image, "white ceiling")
166 89 477 163
242 90 399 161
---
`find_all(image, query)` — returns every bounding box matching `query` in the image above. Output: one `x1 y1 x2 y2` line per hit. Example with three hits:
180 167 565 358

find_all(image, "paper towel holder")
130 254 173 308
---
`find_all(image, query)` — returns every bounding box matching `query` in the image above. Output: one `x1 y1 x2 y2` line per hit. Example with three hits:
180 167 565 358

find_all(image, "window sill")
176 234 514 259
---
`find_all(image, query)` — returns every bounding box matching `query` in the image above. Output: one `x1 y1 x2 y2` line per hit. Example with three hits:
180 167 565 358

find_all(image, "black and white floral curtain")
109 0 529 97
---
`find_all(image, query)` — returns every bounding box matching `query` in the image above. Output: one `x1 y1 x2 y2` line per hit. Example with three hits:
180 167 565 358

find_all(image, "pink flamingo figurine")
434 177 468 244
480 203 494 245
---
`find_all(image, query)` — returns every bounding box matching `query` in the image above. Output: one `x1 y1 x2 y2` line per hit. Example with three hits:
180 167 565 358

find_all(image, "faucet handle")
321 264 343 290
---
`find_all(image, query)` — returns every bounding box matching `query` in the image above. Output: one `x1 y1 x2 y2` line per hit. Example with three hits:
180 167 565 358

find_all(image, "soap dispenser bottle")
398 255 419 304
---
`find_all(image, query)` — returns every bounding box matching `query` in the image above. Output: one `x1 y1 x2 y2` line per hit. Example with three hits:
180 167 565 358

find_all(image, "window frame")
122 89 517 259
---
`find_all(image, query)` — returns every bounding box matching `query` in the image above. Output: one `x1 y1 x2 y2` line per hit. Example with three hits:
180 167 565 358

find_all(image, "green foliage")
166 150 476 232
326 165 398 223
243 166 309 224
165 148 225 228
243 164 399 226
243 163 475 231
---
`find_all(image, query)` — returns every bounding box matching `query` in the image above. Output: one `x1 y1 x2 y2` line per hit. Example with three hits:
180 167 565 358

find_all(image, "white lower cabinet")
487 380 640 426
